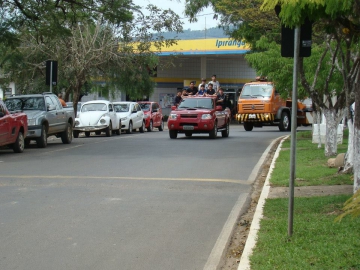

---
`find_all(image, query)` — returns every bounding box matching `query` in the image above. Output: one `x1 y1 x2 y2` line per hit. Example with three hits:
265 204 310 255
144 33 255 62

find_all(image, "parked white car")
73 100 121 138
113 102 145 134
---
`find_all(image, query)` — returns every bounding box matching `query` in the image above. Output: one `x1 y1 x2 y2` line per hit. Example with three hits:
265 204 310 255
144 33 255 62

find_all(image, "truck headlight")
75 120 80 126
100 119 106 124
201 114 212 119
27 119 36 126
169 114 177 120
121 117 128 121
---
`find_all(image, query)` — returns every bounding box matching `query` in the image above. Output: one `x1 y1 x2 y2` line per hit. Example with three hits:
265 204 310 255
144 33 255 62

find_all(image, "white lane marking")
0 175 248 184
203 193 249 270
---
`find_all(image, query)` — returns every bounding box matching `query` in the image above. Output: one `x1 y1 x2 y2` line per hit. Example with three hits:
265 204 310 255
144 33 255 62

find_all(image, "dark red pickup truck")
0 99 28 153
167 96 230 139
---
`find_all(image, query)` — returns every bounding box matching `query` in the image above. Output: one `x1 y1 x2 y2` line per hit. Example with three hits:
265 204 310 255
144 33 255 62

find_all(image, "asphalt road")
0 124 296 270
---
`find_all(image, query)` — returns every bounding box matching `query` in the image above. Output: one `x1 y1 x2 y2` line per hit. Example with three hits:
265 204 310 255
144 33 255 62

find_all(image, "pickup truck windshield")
114 104 129 112
178 98 214 109
5 97 46 111
81 103 107 112
240 84 273 98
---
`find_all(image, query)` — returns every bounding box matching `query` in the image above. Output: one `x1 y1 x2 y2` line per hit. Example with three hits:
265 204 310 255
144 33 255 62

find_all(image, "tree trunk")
343 118 354 173
354 99 360 193
323 108 339 156
317 111 322 149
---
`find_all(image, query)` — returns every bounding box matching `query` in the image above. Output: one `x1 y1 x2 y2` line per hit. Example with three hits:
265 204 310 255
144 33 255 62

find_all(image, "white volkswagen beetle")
73 100 121 138
113 102 145 134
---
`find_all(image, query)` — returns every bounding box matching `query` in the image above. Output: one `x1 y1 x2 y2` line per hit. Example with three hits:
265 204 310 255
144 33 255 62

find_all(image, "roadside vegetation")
249 130 359 269
271 130 352 187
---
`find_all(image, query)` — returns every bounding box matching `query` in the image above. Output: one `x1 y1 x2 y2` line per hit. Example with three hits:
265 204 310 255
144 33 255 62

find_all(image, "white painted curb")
237 136 289 270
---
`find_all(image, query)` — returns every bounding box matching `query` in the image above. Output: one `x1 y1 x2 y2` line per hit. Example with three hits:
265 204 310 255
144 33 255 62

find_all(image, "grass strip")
270 130 352 187
250 195 360 270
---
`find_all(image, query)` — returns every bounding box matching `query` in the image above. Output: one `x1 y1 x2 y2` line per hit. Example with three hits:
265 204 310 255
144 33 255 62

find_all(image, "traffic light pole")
288 26 300 237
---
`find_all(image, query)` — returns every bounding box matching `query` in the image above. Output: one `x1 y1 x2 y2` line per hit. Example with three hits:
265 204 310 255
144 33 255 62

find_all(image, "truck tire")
158 120 164 131
279 111 291 131
222 121 230 138
147 120 153 132
139 121 145 133
61 123 73 144
73 131 80 138
106 121 112 137
209 123 217 139
244 122 253 131
36 125 48 148
169 130 177 139
13 131 25 153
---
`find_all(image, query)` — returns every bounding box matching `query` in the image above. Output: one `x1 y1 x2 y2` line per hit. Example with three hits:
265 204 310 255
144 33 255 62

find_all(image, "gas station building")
148 38 256 115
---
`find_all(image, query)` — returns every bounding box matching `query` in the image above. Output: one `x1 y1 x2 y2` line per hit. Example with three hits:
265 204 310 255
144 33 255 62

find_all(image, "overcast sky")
132 0 219 31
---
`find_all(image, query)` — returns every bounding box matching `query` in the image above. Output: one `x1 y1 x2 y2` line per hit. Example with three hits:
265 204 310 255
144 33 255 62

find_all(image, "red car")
138 102 164 132
167 96 230 139
0 99 28 153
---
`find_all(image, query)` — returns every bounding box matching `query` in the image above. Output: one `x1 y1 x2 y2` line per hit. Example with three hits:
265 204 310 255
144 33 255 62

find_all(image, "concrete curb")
237 136 289 270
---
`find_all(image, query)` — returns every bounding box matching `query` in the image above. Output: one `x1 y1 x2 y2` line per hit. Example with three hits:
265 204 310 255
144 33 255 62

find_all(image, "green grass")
270 130 352 187
250 195 360 270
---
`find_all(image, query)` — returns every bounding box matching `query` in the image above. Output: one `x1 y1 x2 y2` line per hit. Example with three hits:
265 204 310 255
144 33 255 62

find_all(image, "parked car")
138 101 164 132
113 102 145 134
0 99 28 153
5 93 74 148
167 96 230 139
73 100 121 138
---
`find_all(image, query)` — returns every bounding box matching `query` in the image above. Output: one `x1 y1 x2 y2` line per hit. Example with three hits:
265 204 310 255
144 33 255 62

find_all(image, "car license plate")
248 114 256 119
183 125 194 130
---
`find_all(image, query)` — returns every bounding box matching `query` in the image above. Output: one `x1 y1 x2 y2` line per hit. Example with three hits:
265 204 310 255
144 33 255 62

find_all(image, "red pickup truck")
167 96 230 139
0 99 28 153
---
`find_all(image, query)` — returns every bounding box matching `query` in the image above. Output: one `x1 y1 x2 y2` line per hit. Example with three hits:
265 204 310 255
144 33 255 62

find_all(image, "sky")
132 0 219 31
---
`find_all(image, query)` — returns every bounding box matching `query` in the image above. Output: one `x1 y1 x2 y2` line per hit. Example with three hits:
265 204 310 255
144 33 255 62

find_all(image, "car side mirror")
215 105 223 111
47 104 56 111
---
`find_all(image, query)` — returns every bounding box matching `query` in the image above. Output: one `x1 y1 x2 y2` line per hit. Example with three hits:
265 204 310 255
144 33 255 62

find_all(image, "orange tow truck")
236 77 313 131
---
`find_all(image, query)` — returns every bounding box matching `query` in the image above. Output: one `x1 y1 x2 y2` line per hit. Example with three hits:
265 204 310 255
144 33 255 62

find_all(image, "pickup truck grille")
241 104 264 111
180 114 198 118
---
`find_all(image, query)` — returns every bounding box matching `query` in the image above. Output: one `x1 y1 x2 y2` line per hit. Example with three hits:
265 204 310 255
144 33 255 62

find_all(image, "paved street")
0 125 295 270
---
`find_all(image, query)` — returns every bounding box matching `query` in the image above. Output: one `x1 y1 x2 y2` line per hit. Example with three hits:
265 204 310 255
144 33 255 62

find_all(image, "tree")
0 4 183 116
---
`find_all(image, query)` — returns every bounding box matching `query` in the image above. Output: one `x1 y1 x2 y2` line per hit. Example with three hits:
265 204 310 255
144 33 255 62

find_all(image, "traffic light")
275 6 312 58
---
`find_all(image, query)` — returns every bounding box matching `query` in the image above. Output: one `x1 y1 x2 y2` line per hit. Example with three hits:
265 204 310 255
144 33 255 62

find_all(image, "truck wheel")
13 131 25 153
36 125 48 148
244 122 253 131
147 120 153 132
279 112 291 131
61 123 73 144
106 121 112 137
73 131 80 138
158 120 164 131
209 123 217 139
185 132 192 137
85 132 91 137
126 122 133 134
139 121 145 133
222 121 230 138
169 130 177 139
